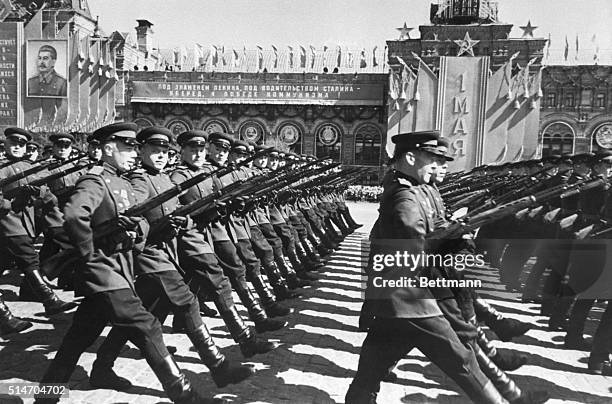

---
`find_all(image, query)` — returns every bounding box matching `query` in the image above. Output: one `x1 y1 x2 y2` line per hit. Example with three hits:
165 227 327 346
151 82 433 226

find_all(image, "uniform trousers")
249 225 276 266
348 316 490 400
259 223 284 255
234 238 264 278
40 288 169 383
213 240 252 295
0 235 38 276
179 252 235 314
96 270 201 361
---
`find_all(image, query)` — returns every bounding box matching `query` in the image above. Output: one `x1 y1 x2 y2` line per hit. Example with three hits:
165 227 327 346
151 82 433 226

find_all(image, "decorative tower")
385 0 548 170
387 0 547 70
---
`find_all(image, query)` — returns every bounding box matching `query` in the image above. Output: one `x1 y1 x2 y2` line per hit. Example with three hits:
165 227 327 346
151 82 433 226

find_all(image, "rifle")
464 169 573 216
147 159 335 235
93 147 273 239
3 160 96 199
428 180 585 239
0 153 87 189
0 158 24 170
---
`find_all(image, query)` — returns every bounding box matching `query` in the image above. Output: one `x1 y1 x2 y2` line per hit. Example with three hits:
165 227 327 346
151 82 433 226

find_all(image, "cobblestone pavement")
1 201 612 403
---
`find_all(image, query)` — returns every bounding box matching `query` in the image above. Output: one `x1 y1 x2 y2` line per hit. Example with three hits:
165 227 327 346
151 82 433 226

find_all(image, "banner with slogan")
131 80 383 105
437 56 489 171
385 55 543 171
0 22 22 130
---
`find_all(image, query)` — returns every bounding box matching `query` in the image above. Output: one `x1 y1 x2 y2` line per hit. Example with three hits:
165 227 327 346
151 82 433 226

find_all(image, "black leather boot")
301 237 323 265
472 342 549 404
324 218 344 242
90 358 133 391
341 208 362 229
474 320 527 371
187 324 253 388
262 262 301 300
308 232 333 257
314 227 339 249
275 256 311 288
330 211 351 236
474 297 532 341
345 383 378 404
250 273 291 317
234 285 287 333
21 270 77 316
0 294 32 337
238 333 278 358
294 241 321 271
151 355 208 404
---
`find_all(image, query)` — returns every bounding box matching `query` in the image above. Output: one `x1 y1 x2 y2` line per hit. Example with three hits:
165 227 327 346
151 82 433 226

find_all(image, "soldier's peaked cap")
208 132 234 146
231 139 250 152
392 130 441 154
49 133 75 143
4 127 33 142
91 122 138 145
137 126 172 146
177 130 208 146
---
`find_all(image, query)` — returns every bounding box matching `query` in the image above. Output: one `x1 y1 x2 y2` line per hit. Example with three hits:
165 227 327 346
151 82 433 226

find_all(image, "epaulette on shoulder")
397 177 414 187
173 165 188 172
87 165 105 176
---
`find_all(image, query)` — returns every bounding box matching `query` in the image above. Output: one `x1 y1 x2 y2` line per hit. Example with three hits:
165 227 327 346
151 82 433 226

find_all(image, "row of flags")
23 9 119 134
386 52 543 167
546 33 603 64
186 45 387 73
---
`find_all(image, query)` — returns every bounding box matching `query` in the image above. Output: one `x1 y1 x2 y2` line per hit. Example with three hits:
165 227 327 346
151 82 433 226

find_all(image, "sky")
89 0 612 59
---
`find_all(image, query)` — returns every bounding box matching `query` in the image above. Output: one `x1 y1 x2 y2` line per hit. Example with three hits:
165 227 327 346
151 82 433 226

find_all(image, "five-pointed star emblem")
519 20 538 38
454 32 480 56
396 22 414 40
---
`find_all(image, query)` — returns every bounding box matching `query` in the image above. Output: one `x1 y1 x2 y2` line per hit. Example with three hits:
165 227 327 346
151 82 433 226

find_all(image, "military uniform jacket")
28 70 67 97
129 167 183 275
171 163 234 242
217 166 251 240
63 163 142 295
363 171 443 319
0 159 37 237
42 157 88 202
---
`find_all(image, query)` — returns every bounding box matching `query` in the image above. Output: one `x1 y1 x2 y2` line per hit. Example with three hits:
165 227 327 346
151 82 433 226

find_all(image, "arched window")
315 124 342 161
542 122 575 157
354 124 381 165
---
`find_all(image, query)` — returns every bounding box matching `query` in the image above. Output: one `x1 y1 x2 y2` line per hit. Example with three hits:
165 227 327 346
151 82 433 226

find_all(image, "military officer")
201 132 290 323
27 44 67 97
89 126 253 391
35 123 206 404
25 141 41 162
345 130 505 404
0 127 76 317
171 130 280 357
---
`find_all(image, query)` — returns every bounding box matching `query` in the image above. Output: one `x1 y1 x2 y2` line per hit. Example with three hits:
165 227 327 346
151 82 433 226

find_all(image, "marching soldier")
0 127 76 317
89 126 254 392
25 141 42 162
170 130 280 357
346 130 505 404
35 123 207 404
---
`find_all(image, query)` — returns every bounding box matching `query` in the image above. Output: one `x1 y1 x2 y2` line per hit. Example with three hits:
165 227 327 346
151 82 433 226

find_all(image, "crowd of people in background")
344 185 382 202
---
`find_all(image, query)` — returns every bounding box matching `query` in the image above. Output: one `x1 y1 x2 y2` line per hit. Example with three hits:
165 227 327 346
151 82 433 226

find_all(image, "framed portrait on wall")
26 39 68 98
